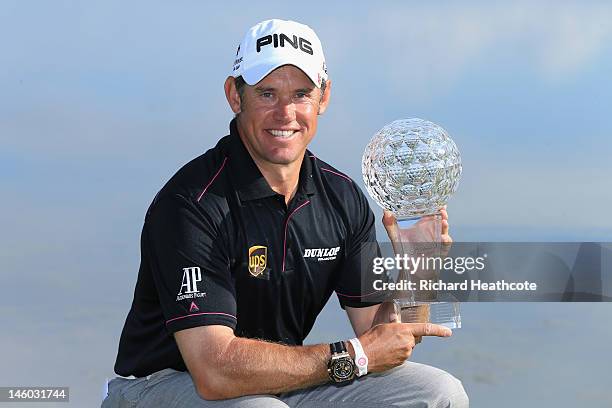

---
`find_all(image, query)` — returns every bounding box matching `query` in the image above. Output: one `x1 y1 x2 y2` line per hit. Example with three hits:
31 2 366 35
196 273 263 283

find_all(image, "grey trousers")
102 361 468 407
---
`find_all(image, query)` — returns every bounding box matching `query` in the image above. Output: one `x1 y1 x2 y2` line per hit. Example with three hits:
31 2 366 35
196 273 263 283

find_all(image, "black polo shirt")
114 119 382 377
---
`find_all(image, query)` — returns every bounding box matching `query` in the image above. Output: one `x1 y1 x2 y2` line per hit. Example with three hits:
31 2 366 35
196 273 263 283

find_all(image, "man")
103 19 468 407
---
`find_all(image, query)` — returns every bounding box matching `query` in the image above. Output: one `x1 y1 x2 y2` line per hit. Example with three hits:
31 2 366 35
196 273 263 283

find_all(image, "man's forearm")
203 337 331 399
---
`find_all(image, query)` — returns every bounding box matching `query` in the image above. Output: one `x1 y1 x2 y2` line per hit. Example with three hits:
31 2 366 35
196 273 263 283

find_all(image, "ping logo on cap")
248 245 268 277
231 19 327 88
256 33 313 55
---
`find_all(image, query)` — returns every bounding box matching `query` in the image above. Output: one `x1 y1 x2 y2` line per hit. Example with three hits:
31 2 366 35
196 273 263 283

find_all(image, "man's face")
228 65 330 167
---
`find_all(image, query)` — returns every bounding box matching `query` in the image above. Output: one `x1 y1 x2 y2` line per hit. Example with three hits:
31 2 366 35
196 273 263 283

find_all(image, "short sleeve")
335 186 386 309
145 194 237 333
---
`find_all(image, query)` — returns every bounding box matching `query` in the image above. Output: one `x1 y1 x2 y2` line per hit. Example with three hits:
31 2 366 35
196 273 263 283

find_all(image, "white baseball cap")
230 19 328 88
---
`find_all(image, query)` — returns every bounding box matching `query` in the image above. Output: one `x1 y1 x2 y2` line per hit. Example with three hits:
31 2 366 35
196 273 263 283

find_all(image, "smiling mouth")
267 129 298 139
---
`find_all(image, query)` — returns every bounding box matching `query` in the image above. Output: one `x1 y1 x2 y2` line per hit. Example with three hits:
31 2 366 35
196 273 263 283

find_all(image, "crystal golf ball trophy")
362 118 462 329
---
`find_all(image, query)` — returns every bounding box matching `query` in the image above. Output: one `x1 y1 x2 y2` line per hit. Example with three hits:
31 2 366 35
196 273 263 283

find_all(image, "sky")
1 1 611 406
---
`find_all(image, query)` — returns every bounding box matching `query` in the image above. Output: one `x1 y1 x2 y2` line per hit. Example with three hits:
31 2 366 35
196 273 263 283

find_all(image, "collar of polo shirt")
225 119 317 202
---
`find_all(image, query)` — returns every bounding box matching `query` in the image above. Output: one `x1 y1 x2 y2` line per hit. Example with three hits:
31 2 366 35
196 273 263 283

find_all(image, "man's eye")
261 92 273 98
296 92 307 98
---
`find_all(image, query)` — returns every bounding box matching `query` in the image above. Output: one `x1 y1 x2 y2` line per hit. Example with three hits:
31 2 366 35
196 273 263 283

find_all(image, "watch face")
332 358 355 381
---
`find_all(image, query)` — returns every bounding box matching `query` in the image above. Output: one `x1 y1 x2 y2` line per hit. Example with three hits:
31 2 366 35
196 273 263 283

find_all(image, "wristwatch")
327 341 356 383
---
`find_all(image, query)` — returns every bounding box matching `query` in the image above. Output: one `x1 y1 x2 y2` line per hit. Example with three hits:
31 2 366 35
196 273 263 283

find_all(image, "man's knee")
387 362 469 407
102 372 291 408
225 395 290 408
434 372 469 408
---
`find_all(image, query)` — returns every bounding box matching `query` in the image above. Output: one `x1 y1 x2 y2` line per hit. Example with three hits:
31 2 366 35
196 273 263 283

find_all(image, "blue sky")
2 1 611 240
1 1 612 406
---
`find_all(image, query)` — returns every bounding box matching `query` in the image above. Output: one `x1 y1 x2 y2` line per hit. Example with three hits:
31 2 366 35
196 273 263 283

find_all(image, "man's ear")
317 79 332 115
224 76 241 114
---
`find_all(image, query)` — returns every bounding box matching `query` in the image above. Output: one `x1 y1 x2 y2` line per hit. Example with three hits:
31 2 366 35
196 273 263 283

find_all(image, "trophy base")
393 293 461 329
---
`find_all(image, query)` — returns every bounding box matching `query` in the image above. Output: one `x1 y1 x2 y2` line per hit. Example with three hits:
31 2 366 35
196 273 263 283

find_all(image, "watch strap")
330 341 345 355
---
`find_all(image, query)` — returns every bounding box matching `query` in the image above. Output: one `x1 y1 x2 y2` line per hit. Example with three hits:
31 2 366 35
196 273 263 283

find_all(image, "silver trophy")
362 118 462 328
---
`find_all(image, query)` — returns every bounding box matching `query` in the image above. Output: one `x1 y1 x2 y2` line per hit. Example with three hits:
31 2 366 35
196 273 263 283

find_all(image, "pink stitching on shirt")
321 168 352 183
282 200 311 272
165 311 237 325
335 290 379 298
197 157 228 202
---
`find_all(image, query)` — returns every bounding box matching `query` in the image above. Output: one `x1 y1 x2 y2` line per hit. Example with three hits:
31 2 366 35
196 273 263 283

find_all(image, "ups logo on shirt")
248 245 267 277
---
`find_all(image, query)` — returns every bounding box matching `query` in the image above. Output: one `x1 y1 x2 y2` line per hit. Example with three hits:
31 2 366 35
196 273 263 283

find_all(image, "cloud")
324 2 612 97
452 162 612 232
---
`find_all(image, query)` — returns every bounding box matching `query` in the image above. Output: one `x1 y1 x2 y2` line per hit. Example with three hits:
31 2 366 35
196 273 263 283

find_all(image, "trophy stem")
388 212 461 329
395 213 442 254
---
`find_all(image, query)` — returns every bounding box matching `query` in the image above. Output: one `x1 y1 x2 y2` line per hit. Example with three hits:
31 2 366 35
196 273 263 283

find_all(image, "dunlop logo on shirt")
248 245 267 277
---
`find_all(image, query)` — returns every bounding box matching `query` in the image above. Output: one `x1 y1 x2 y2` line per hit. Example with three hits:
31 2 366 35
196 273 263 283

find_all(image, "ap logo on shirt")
248 245 267 277
176 267 206 301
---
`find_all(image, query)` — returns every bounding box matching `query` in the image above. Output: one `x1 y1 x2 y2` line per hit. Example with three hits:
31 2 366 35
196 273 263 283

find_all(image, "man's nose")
273 96 296 121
